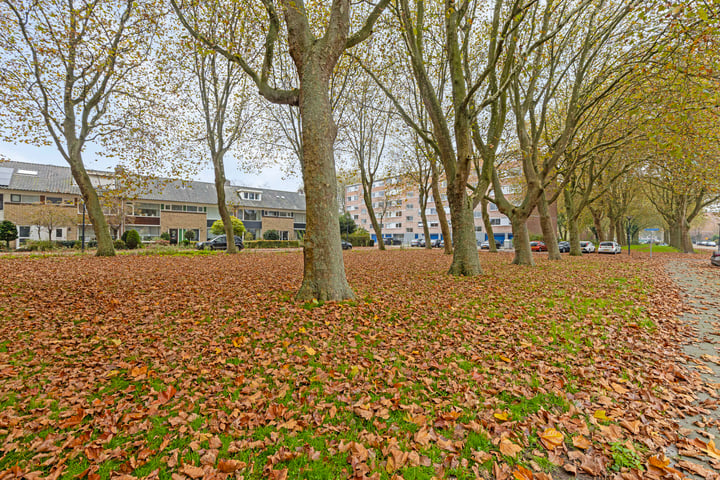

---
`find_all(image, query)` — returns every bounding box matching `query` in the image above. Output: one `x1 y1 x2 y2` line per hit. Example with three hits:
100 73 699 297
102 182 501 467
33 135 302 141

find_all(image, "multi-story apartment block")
0 161 306 247
345 175 552 246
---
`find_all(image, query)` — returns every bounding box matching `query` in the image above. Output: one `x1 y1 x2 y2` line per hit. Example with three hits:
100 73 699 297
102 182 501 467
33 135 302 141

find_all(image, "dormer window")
240 191 261 201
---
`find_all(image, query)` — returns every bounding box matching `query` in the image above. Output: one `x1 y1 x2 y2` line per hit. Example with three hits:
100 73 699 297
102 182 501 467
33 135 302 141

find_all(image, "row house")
0 161 306 247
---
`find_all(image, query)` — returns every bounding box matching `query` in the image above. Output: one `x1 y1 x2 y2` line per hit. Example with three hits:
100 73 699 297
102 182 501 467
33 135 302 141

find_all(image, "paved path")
666 259 720 479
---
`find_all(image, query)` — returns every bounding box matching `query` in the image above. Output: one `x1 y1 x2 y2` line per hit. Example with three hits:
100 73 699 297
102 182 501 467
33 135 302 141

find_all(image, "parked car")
530 241 547 252
580 241 595 253
410 238 423 247
341 240 352 250
712 250 720 267
383 238 402 246
558 241 570 253
198 235 244 251
598 241 621 254
480 240 502 250
432 238 444 248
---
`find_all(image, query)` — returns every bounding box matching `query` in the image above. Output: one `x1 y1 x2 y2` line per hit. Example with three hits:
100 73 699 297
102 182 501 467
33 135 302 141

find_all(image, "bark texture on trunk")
481 197 497 253
538 193 560 260
590 208 605 242
511 218 534 266
68 156 115 256
213 155 237 253
419 192 432 250
447 180 481 275
295 63 353 301
564 189 582 256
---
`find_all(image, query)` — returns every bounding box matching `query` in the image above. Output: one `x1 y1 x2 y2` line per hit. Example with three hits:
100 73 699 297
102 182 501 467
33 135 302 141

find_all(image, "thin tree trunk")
481 197 497 253
430 160 452 254
564 189 582 256
362 186 386 250
68 156 114 256
296 64 353 301
419 191 432 250
511 218 534 266
213 153 237 253
538 192 560 260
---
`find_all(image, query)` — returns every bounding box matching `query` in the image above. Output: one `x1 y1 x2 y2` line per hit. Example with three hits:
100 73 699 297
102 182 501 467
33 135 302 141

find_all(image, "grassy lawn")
0 250 701 478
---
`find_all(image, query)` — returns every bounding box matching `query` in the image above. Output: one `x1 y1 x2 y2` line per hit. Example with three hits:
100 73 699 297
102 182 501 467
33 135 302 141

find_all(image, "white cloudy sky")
0 141 304 192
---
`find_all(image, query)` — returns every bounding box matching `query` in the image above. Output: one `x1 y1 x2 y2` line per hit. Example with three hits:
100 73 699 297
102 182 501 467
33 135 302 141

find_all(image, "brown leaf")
499 438 523 457
539 428 564 450
180 464 204 479
572 435 591 450
217 459 246 473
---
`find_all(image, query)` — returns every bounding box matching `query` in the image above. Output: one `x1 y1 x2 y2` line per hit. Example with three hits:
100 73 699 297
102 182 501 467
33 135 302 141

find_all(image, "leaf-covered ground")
0 249 716 479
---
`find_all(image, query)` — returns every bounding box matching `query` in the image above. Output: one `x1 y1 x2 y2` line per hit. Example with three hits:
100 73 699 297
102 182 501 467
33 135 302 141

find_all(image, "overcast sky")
0 141 304 192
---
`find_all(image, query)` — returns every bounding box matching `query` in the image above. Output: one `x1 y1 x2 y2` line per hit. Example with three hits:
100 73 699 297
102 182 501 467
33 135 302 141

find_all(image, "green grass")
628 244 680 253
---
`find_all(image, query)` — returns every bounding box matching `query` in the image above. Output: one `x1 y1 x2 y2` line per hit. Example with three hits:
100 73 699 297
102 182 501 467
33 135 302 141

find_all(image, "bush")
181 239 190 247
156 239 170 246
529 234 544 242
244 231 255 241
348 229 374 247
0 220 18 248
27 240 58 251
160 232 171 241
114 239 126 250
263 229 280 240
184 230 195 241
125 229 141 249
245 240 301 249
211 217 245 236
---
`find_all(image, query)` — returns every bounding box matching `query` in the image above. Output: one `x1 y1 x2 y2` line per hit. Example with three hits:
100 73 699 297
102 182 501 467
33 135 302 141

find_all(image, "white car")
579 241 595 253
598 241 621 254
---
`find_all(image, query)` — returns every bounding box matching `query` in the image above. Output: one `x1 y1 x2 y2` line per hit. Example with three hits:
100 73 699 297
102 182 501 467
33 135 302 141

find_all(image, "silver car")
598 241 621 254
579 241 595 253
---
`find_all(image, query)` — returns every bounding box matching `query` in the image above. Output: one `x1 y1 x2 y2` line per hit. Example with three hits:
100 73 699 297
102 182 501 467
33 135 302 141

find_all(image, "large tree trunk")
213 153 237 253
615 219 624 246
430 160 452 254
481 197 497 253
295 63 353 301
538 192 560 260
362 187 386 250
447 180 481 275
511 218 534 266
68 155 114 256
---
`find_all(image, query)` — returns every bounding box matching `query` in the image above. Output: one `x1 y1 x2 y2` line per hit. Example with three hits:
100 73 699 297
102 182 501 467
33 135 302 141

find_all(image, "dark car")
558 241 570 253
198 235 244 251
341 240 353 250
711 250 720 267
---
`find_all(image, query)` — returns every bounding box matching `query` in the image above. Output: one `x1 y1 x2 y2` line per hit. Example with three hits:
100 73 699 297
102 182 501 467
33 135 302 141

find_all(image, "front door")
169 229 178 245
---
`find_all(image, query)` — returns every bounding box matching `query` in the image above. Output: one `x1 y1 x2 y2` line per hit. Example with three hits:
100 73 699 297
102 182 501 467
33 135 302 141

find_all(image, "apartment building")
345 175 552 245
0 161 306 247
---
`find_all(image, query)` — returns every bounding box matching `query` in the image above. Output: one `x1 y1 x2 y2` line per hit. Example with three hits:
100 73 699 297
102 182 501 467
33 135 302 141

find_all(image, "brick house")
0 161 306 247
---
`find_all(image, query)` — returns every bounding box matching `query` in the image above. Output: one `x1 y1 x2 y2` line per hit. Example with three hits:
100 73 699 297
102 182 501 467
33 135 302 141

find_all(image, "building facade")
0 161 306 247
345 175 553 245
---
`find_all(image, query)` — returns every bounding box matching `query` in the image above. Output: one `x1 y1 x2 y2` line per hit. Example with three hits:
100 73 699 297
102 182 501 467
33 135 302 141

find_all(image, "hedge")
244 240 301 249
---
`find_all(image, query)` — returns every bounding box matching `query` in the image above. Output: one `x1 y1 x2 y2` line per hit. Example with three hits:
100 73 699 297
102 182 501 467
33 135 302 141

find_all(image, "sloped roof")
0 160 306 211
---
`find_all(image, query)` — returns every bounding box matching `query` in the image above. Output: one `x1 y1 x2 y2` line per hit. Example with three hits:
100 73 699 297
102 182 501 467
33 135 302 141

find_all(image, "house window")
430 222 439 228
171 204 183 212
406 228 413 233
372 191 384 198
353 215 359 220
10 194 20 203
186 205 198 213
406 216 413 221
18 226 31 238
279 231 289 241
474 211 482 218
56 228 63 237
406 204 413 209
244 209 258 221
241 191 261 201
0 194 3 210
490 218 501 225
489 202 498 211
475 226 483 232
46 197 62 204
136 203 160 217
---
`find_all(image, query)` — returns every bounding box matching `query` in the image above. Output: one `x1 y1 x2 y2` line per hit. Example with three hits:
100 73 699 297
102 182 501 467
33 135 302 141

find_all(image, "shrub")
181 239 190 247
156 239 170 246
184 230 195 241
529 234 544 242
244 231 255 241
160 232 171 241
27 240 58 251
245 240 301 249
0 220 18 248
125 229 141 249
348 228 374 247
211 217 245 236
263 229 280 240
114 239 126 250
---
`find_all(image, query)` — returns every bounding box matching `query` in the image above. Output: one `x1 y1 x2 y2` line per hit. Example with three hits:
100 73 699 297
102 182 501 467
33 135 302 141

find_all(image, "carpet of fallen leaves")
0 249 716 480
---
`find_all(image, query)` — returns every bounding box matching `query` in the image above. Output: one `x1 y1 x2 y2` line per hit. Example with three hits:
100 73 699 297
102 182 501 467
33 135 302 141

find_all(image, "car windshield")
600 242 613 246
